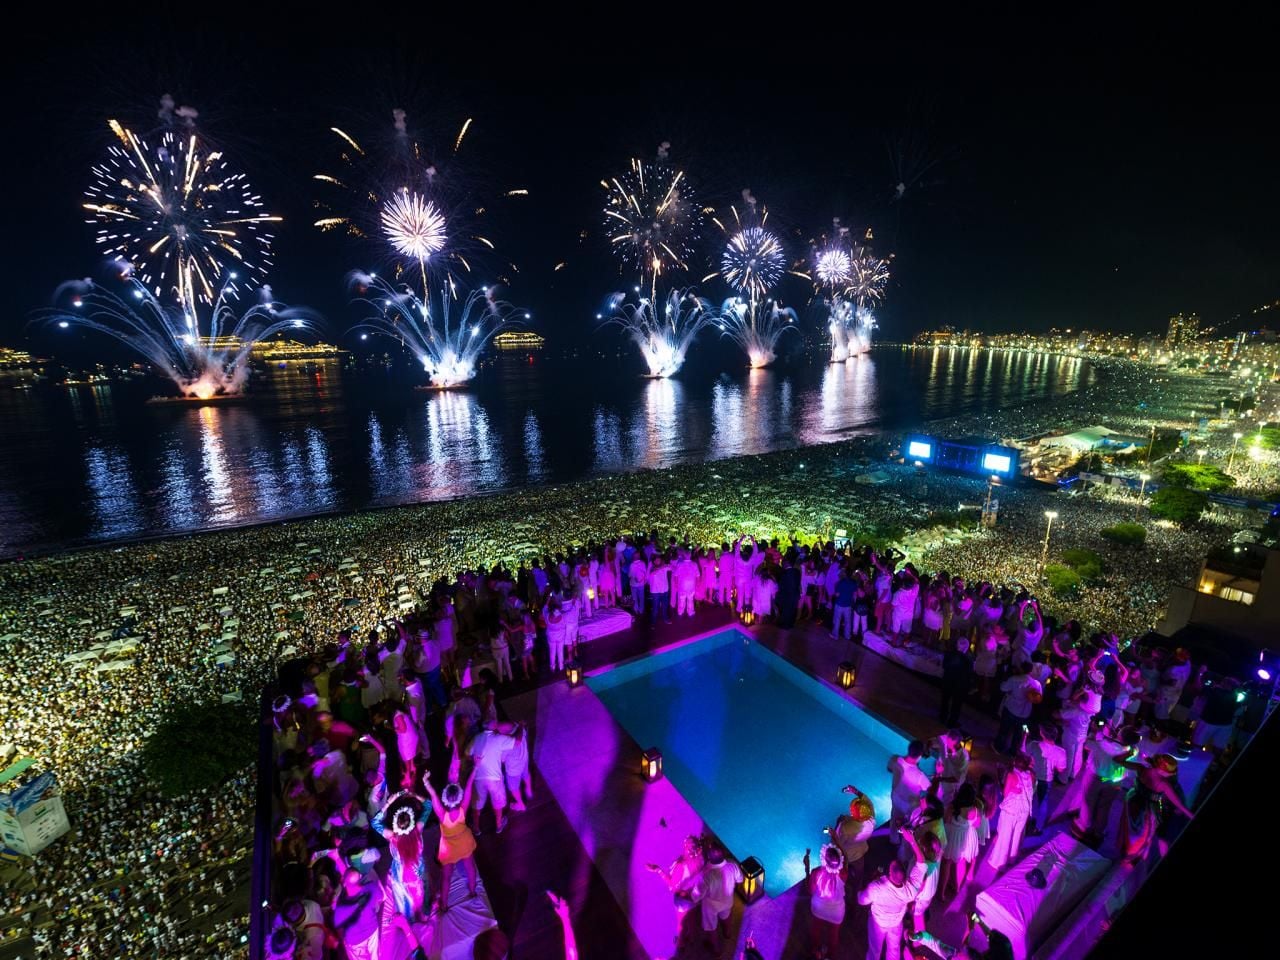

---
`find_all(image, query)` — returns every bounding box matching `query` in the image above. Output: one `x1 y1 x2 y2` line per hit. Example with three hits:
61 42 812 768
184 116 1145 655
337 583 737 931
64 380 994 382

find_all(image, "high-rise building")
1165 312 1202 348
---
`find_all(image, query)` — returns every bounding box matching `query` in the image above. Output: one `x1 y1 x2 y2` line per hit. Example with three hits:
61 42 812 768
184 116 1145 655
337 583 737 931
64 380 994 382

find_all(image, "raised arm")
460 766 479 810
547 891 578 960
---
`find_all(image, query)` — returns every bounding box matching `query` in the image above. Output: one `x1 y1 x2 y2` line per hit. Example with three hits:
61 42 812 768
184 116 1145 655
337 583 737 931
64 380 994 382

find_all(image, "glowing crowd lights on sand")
84 116 280 310
348 272 519 388
44 270 317 398
603 289 713 378
721 227 785 301
602 157 703 294
381 190 447 262
718 296 799 368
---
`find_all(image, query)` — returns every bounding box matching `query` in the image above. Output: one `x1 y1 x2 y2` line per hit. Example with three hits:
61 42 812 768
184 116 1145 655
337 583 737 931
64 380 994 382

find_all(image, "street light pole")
1197 448 1207 465
982 474 999 528
1039 510 1058 579
1228 431 1244 473
1135 472 1150 521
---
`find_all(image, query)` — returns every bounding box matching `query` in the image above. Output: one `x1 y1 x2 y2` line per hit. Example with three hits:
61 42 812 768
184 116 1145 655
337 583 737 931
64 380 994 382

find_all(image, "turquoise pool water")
588 628 908 895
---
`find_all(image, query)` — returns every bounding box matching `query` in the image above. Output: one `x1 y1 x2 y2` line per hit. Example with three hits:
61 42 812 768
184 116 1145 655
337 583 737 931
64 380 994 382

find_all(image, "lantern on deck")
587 587 596 601
566 661 583 686
739 856 765 903
959 731 975 754
836 661 856 689
642 747 663 782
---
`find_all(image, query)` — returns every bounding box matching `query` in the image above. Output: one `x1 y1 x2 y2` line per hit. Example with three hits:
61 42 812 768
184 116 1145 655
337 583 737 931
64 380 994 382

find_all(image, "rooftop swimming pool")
588 628 908 895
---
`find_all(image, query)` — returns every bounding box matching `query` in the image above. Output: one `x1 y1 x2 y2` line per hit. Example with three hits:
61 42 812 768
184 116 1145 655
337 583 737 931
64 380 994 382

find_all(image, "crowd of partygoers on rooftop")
250 525 1259 960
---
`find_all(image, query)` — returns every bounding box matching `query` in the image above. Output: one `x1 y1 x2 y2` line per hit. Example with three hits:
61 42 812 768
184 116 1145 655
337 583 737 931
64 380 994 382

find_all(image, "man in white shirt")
858 860 920 960
698 845 742 954
647 556 672 624
628 556 648 615
888 741 931 838
469 728 516 835
1025 724 1066 834
996 663 1042 756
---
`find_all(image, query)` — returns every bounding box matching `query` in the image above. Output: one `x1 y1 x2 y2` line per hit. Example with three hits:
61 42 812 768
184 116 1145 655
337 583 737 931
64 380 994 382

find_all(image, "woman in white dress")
985 754 1035 874
941 783 981 899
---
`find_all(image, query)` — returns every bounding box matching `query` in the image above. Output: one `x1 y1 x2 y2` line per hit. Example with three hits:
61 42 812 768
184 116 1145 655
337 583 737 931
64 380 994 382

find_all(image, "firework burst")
602 289 713 378
348 272 520 388
83 119 279 310
43 266 316 398
814 247 853 289
850 248 891 310
315 111 514 290
381 189 447 262
717 296 799 368
602 157 703 293
721 226 786 300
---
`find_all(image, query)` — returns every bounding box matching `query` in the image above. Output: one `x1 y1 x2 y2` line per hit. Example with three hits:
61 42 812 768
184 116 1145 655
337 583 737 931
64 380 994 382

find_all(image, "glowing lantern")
959 732 975 754
566 661 583 686
587 587 596 601
739 856 764 903
642 747 663 782
836 661 856 689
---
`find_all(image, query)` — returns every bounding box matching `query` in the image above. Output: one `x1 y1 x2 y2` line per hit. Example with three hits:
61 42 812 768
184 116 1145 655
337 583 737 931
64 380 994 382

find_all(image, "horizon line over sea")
0 344 1094 558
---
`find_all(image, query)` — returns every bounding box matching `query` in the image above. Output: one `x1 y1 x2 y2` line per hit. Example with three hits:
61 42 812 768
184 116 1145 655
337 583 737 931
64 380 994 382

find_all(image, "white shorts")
700 897 732 931
472 778 507 810
891 609 914 633
1192 721 1232 750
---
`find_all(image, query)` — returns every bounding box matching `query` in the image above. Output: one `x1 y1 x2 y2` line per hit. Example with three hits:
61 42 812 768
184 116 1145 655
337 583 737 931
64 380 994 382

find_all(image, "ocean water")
0 345 1091 556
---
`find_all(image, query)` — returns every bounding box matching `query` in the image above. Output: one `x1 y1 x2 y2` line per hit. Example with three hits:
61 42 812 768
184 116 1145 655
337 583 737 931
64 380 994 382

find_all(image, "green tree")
1161 462 1235 492
1060 548 1104 581
1149 486 1208 524
1044 563 1082 596
141 699 257 798
1100 522 1147 546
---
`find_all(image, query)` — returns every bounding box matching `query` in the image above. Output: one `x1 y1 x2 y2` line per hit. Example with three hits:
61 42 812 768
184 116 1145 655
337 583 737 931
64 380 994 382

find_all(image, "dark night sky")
5 14 1277 354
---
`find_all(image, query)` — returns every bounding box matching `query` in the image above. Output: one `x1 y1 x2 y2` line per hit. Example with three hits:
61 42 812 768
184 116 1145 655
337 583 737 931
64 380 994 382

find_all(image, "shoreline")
1 344 1114 564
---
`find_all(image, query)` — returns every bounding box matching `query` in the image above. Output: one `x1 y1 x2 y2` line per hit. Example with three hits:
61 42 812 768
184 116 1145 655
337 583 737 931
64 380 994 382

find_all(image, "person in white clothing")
1025 724 1066 833
628 556 649 615
674 552 700 617
901 827 942 932
468 728 515 835
698 845 743 954
858 860 919 960
545 600 569 672
809 844 847 959
888 741 931 837
699 548 718 604
985 753 1035 873
716 543 736 606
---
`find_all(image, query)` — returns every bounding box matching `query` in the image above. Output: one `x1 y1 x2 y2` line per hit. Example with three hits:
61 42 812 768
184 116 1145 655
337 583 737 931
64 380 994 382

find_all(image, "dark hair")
951 782 978 820
907 739 926 760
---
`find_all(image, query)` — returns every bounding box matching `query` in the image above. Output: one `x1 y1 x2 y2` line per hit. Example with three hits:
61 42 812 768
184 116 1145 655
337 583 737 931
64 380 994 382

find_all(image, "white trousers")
866 916 903 960
549 639 565 671
676 591 696 616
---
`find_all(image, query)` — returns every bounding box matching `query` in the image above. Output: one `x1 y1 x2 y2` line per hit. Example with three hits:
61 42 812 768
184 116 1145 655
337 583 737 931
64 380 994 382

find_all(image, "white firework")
381 189 447 263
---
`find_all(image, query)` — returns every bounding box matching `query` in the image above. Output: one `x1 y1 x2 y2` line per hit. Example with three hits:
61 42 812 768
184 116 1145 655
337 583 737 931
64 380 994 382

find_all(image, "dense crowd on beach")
0 355 1266 958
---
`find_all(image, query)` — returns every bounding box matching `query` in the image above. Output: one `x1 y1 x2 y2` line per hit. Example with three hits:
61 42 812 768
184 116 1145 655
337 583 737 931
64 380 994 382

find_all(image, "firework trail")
348 271 521 388
602 289 714 378
717 296 799 368
83 111 279 311
601 154 704 297
43 265 317 398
